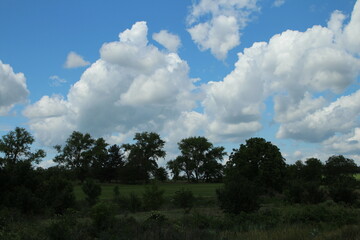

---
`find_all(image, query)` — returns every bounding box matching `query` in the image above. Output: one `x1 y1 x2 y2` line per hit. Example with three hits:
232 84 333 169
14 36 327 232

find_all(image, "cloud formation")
201 0 360 147
187 0 259 60
64 51 90 68
0 61 29 115
24 22 196 146
153 30 181 52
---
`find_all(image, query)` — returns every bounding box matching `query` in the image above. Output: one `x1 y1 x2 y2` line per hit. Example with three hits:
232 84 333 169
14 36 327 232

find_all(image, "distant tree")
302 158 323 183
176 136 226 182
106 144 125 182
226 137 286 193
154 167 168 182
166 159 181 181
0 127 45 167
285 158 325 204
91 138 108 182
324 155 358 204
123 132 166 183
54 131 94 182
0 127 46 213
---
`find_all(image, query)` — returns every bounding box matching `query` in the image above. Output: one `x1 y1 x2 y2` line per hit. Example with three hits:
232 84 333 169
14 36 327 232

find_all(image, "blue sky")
1 0 360 167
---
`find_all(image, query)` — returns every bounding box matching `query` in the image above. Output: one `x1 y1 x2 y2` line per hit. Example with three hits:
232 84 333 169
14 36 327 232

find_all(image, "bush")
81 178 101 206
142 183 165 211
90 201 116 232
172 188 195 213
45 210 78 240
127 192 142 212
217 176 260 214
43 175 75 214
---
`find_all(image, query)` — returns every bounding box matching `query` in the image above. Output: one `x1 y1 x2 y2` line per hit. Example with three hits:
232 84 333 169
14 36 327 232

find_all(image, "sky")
1 0 360 167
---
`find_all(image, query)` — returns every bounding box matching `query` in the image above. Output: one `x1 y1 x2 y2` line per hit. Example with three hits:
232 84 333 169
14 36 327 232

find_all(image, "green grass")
74 182 223 201
354 173 360 181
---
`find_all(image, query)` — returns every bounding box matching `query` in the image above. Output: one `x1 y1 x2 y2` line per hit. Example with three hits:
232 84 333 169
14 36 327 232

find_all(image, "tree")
106 144 125 182
226 137 286 193
0 127 46 213
54 131 94 182
176 136 226 182
0 127 45 167
324 155 359 204
166 159 181 181
82 178 101 206
91 138 108 182
154 167 168 182
123 132 166 183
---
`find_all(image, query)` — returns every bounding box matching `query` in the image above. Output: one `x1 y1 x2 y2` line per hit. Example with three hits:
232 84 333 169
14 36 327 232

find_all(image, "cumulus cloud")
64 51 90 68
153 30 181 52
0 61 29 115
201 0 360 145
187 0 259 60
24 22 196 146
323 128 360 155
273 0 285 7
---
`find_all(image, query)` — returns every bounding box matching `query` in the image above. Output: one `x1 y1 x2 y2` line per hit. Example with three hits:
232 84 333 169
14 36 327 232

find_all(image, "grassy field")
74 182 223 201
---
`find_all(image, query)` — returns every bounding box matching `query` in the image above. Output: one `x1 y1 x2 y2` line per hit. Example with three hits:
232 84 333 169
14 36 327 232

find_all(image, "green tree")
324 155 358 204
166 159 181 181
0 127 46 213
142 183 165 210
82 178 101 206
176 136 226 182
54 131 94 182
123 132 166 183
154 167 168 182
227 137 286 193
0 127 45 167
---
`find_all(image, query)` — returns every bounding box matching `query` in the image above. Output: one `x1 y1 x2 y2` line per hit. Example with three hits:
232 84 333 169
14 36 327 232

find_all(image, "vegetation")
1 127 359 239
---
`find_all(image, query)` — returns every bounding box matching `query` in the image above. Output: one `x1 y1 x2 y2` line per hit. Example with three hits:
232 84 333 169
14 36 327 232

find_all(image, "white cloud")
323 128 360 155
49 75 67 87
200 1 360 144
24 22 196 147
277 90 360 142
0 60 29 115
273 0 285 7
187 0 259 60
64 51 90 68
153 30 181 52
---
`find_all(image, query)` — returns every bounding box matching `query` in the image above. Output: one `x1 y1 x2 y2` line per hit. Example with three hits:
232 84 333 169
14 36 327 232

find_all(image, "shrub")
172 188 195 213
128 192 142 212
217 176 260 214
81 178 101 206
90 201 116 232
142 183 165 211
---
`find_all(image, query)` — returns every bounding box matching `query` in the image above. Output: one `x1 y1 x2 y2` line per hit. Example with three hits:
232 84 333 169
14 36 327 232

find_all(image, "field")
74 182 223 201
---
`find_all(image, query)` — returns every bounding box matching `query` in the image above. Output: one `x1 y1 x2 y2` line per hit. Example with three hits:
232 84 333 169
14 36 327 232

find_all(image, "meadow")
74 182 222 200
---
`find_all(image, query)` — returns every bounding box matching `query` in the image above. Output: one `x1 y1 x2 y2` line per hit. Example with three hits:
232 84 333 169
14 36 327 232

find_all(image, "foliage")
0 127 45 167
42 175 75 214
175 136 226 182
90 201 116 232
226 137 286 193
154 167 168 182
143 183 165 210
81 178 101 206
123 132 166 183
54 131 94 182
217 175 260 213
324 155 359 204
172 188 195 213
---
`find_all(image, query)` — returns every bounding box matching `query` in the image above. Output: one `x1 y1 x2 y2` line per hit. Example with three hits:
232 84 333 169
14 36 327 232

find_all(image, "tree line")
0 127 359 215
